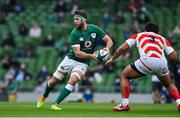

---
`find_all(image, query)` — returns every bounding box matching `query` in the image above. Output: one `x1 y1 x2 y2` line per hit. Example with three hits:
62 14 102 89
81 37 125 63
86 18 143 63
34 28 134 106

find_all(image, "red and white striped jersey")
126 32 174 58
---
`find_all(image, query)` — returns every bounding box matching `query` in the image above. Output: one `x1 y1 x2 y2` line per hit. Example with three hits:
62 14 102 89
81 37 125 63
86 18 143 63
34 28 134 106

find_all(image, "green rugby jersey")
67 24 106 65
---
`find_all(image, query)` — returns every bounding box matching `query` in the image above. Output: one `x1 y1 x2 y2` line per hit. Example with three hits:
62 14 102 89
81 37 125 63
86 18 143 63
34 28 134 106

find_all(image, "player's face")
74 18 84 29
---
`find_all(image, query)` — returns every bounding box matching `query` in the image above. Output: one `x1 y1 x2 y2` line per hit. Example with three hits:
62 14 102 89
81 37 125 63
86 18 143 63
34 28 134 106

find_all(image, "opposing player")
106 23 180 112
36 10 113 110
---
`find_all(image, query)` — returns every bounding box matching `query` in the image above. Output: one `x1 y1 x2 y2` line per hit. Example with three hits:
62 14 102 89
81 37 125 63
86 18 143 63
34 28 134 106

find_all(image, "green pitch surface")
0 102 179 117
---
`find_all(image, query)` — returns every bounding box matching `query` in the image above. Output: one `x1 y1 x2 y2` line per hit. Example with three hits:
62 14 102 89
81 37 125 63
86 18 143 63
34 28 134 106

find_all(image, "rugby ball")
94 49 109 62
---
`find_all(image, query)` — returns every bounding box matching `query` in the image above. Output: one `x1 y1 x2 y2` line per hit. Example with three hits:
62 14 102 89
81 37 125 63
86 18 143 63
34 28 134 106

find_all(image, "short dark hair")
74 10 87 19
145 22 159 33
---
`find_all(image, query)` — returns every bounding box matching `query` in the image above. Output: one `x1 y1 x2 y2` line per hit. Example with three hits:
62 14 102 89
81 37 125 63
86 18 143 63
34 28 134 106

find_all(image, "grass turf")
0 102 179 117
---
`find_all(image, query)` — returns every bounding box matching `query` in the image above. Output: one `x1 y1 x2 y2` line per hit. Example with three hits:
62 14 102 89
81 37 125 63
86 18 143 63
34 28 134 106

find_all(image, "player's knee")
53 70 64 80
71 71 83 81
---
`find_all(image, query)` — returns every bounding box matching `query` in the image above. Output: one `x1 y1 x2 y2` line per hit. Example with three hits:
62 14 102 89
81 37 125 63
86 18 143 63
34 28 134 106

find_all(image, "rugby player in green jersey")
37 10 113 110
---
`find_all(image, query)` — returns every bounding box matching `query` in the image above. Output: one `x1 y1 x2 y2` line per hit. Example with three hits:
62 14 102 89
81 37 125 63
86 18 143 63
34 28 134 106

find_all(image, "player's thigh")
121 65 144 79
53 56 73 80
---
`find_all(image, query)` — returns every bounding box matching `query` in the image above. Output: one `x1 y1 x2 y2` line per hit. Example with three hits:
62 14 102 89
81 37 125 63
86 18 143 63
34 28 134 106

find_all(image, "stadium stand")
0 0 179 93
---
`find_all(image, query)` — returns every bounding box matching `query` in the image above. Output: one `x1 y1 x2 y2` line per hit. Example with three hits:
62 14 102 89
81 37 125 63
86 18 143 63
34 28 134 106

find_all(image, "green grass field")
0 102 179 117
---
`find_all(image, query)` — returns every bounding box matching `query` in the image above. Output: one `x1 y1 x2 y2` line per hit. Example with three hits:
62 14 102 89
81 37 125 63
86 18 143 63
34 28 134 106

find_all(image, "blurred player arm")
164 38 177 61
72 46 97 60
111 42 130 61
168 51 177 61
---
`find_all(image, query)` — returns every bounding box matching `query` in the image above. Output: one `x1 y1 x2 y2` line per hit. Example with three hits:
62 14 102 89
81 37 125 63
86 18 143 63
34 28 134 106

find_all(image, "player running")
106 23 180 112
36 10 113 110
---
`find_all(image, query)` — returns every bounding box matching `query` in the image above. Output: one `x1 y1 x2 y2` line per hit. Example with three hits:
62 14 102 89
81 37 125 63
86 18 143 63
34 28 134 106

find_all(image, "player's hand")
105 58 113 65
103 47 110 56
91 54 98 60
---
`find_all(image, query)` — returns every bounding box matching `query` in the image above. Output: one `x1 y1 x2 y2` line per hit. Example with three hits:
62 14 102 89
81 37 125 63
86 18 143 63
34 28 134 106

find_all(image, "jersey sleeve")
69 31 80 47
164 38 174 55
125 34 137 47
93 25 106 39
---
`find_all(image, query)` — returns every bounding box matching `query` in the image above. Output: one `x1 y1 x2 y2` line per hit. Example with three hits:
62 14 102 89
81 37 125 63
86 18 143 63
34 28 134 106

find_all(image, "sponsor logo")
91 33 96 38
85 41 91 47
79 37 84 41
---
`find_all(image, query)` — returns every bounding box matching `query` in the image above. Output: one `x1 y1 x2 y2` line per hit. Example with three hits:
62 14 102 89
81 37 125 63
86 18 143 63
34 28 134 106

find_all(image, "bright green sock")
43 83 54 98
54 84 73 104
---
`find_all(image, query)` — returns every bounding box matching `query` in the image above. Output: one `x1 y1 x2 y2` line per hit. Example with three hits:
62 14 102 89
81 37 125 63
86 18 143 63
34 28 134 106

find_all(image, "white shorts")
131 57 169 77
53 56 88 79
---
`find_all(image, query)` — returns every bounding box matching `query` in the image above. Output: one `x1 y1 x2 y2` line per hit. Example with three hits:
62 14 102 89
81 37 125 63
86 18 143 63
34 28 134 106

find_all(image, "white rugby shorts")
53 56 88 79
130 57 169 77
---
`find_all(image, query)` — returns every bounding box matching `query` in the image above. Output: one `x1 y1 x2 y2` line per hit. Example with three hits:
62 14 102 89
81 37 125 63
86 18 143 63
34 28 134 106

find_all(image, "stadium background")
0 0 180 102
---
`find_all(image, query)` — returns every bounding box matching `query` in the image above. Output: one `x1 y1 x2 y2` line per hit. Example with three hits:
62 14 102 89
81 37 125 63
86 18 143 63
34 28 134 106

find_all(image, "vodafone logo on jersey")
85 41 91 47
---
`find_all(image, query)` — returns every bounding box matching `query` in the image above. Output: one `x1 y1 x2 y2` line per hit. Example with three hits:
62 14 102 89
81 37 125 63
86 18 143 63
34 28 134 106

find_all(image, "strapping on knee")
53 70 64 80
71 72 81 80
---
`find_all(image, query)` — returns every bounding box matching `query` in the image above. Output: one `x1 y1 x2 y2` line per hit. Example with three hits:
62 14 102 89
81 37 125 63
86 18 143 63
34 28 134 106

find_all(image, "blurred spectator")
14 63 32 82
114 11 125 24
34 75 51 93
161 87 173 104
18 23 28 37
167 30 176 45
0 81 8 101
132 8 150 24
0 82 6 94
114 76 120 93
151 75 162 104
173 23 180 36
71 2 80 15
119 48 131 60
5 73 17 102
13 0 24 14
169 51 180 93
101 11 113 28
46 12 57 27
104 61 115 73
83 86 94 102
1 0 14 13
2 32 16 48
29 23 42 38
130 79 138 92
0 11 6 24
5 74 17 94
55 36 68 56
36 64 49 85
25 45 36 58
86 63 106 84
126 0 141 13
2 55 20 70
42 33 55 47
54 35 65 49
123 27 134 40
175 2 180 15
54 0 67 17
3 67 16 85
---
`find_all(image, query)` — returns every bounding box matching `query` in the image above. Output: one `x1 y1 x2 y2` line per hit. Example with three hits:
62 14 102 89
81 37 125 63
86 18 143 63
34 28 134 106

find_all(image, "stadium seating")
0 0 179 93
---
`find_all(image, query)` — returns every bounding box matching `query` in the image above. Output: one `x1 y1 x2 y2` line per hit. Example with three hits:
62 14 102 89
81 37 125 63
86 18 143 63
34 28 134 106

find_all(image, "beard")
77 21 84 30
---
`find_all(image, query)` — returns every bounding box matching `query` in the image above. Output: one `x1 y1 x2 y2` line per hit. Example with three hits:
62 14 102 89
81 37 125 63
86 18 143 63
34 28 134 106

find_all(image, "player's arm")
102 34 113 52
72 46 97 60
111 42 130 61
168 51 177 61
164 38 177 61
